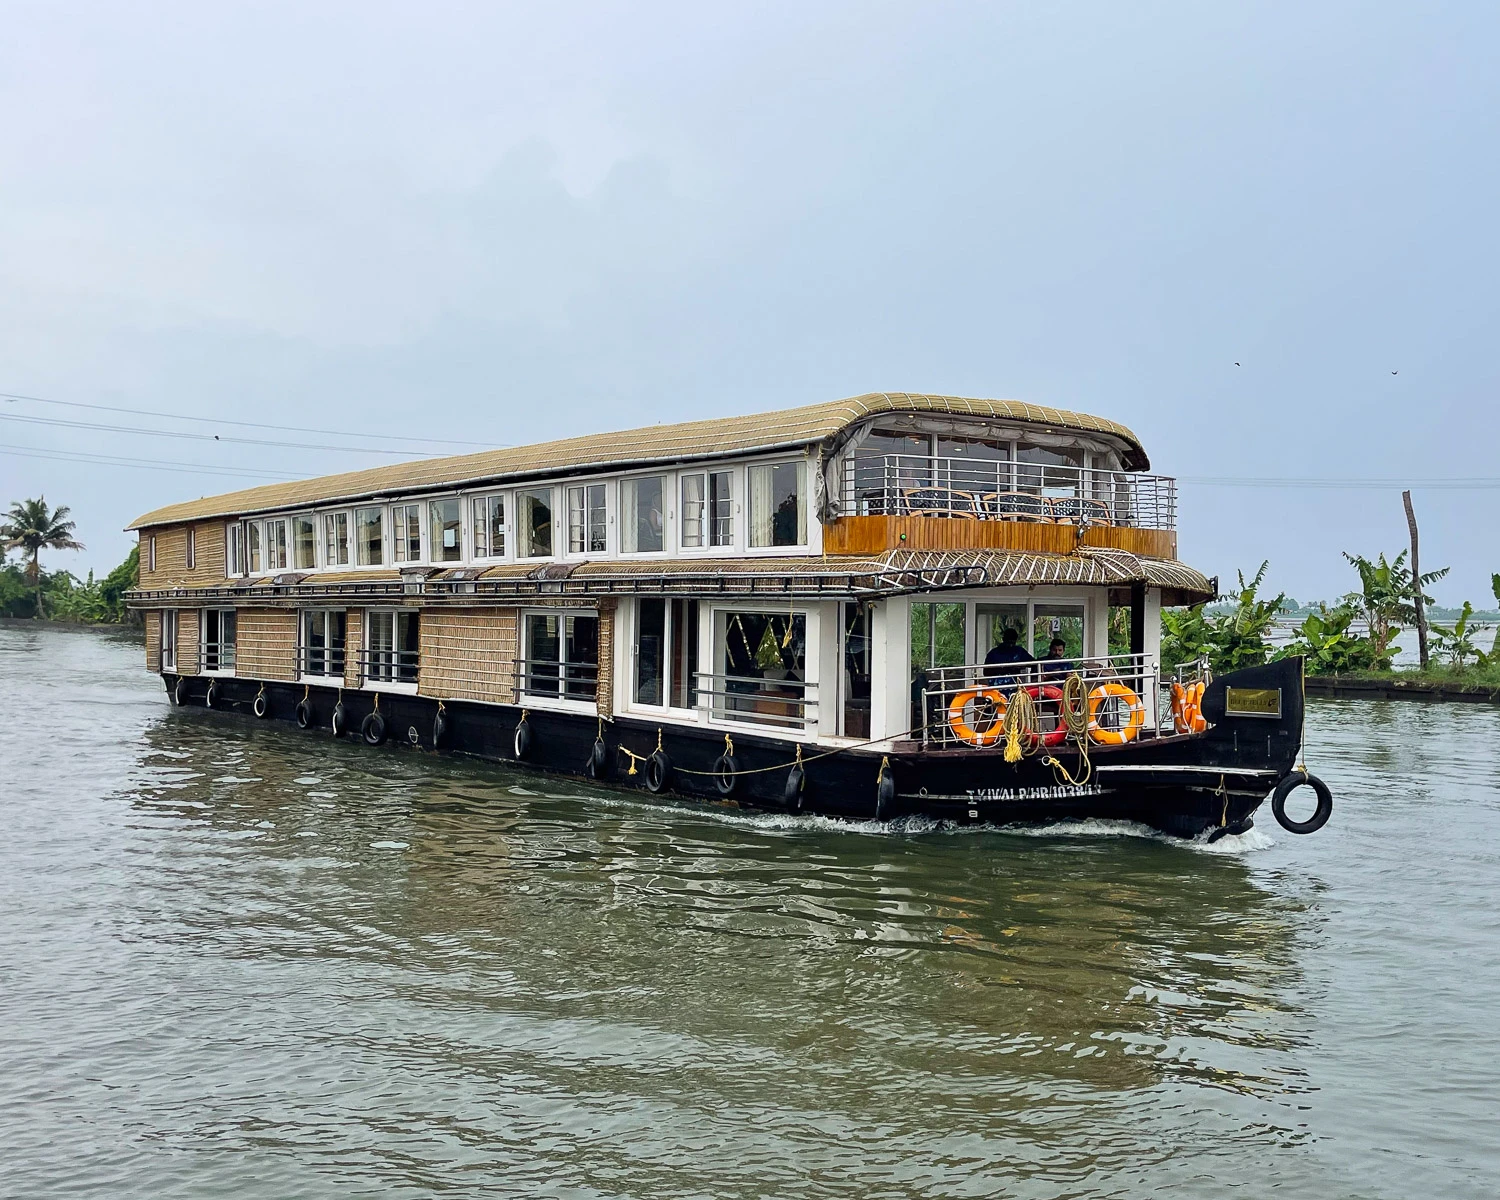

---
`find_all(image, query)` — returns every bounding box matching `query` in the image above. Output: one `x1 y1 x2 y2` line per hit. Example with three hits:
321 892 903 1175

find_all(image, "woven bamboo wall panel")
139 522 229 589
596 599 616 717
344 609 363 688
236 609 299 681
177 609 201 675
417 607 518 703
145 610 161 672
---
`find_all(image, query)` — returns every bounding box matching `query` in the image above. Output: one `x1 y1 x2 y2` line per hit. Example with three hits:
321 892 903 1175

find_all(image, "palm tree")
1 497 85 618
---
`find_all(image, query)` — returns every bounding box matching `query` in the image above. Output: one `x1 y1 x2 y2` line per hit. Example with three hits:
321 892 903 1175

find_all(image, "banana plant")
1429 601 1489 669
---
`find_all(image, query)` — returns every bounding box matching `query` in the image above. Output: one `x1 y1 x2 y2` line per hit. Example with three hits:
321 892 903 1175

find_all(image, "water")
3 623 1498 1198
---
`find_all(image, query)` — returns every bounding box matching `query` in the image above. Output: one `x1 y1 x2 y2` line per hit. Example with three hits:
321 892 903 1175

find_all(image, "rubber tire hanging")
295 700 313 729
253 692 269 719
585 738 610 780
1271 771 1332 834
514 719 532 760
361 711 387 746
644 750 672 794
712 754 739 797
784 764 805 812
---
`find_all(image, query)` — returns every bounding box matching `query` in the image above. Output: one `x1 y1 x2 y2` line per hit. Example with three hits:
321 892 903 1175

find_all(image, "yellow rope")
256 682 266 700
372 692 380 712
1002 687 1039 764
302 684 310 702
1042 672 1093 786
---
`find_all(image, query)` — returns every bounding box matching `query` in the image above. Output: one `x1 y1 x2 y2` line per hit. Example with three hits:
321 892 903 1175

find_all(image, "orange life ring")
1022 684 1068 747
947 688 1006 747
1171 680 1209 734
1088 682 1146 744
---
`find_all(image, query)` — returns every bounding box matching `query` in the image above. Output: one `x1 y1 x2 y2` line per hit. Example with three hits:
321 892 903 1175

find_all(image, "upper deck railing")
843 455 1177 531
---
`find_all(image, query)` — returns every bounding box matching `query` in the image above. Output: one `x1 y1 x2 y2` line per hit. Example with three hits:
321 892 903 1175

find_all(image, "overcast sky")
3 2 1496 604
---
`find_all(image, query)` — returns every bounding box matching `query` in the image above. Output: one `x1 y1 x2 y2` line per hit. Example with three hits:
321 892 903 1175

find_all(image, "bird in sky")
1234 362 1241 367
1391 370 1398 375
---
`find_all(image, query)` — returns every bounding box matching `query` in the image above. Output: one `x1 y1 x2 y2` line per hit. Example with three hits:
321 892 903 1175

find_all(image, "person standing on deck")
983 627 1033 688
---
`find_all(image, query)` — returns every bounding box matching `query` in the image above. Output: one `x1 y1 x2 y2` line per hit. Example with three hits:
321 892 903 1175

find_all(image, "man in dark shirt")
1039 636 1076 679
983 627 1033 685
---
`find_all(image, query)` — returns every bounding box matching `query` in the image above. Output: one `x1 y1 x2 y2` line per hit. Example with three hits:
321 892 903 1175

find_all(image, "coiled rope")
1042 673 1094 786
1001 686 1040 763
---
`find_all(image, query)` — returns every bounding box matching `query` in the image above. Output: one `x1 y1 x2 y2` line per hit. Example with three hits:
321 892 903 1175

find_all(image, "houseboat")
125 392 1331 840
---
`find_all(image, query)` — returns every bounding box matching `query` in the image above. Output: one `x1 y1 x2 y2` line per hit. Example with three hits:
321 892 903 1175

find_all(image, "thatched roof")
127 392 1149 531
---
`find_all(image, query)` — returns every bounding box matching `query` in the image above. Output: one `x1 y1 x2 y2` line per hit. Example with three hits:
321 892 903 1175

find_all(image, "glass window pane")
622 476 665 553
526 613 560 694
519 489 553 558
842 602 871 738
429 498 461 562
749 462 804 547
293 516 316 569
635 598 666 705
324 512 349 566
716 609 806 727
356 507 383 565
1033 604 1085 666
1017 443 1084 494
247 522 262 572
681 474 705 548
670 599 699 709
565 614 598 699
568 486 587 554
709 471 733 547
392 505 421 563
586 485 605 552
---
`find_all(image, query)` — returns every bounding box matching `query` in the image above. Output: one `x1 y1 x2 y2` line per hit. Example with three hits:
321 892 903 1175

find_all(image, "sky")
2 1 1497 604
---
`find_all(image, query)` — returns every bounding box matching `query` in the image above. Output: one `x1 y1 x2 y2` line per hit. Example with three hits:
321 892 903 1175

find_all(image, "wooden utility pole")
1403 489 1429 669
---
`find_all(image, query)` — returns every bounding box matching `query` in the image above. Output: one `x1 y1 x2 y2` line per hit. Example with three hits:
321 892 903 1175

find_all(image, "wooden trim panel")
821 516 1175 560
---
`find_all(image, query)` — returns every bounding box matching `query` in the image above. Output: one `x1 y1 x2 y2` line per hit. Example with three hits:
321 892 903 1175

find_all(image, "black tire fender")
295 699 313 729
514 719 532 760
205 681 219 709
644 750 671 794
331 701 347 738
784 763 805 811
876 764 897 820
361 711 388 746
173 678 187 707
432 709 448 748
585 738 610 780
252 692 269 719
1271 771 1333 835
712 754 739 797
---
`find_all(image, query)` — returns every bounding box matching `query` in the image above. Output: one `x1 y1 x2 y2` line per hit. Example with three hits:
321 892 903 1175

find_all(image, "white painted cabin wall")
871 596 911 743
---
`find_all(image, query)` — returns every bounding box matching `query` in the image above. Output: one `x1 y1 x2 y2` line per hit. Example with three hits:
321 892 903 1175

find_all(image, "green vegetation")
1162 562 1285 673
1 497 138 624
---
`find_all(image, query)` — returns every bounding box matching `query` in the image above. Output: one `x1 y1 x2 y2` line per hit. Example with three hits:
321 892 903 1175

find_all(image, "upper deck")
127 392 1182 592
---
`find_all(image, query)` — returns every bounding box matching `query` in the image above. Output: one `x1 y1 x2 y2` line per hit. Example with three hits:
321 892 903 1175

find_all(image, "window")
633 598 698 709
365 610 419 685
681 470 733 549
185 528 196 571
355 507 384 566
1017 442 1084 495
621 475 665 553
148 535 157 573
248 522 262 572
911 602 968 732
324 512 350 567
521 611 599 701
300 609 347 679
263 518 289 571
748 462 805 548
567 483 607 554
842 602 871 738
714 609 807 728
518 488 554 558
428 498 462 563
227 525 244 576
161 609 178 672
292 515 317 570
473 494 506 559
202 608 237 673
391 503 422 563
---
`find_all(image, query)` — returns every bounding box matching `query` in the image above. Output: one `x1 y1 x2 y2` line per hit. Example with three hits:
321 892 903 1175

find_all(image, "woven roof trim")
127 392 1148 530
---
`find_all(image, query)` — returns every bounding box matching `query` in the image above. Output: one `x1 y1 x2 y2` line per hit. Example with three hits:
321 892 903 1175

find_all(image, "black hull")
161 659 1306 839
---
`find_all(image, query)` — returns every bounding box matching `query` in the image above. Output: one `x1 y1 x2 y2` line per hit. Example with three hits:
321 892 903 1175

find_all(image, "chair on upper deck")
1048 496 1114 526
902 486 979 519
979 491 1052 522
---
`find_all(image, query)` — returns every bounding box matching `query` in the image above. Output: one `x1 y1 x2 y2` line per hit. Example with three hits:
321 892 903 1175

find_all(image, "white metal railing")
515 657 599 702
844 454 1177 530
297 644 346 680
916 652 1166 748
358 648 420 686
700 672 818 731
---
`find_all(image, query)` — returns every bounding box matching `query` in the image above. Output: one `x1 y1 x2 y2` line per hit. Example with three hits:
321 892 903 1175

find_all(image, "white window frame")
322 510 352 569
160 609 178 672
518 607 601 711
471 491 510 561
697 601 818 738
298 608 348 684
427 495 464 566
226 524 244 576
679 468 736 553
746 458 807 553
390 502 424 565
566 481 609 557
516 486 558 561
363 607 420 694
147 534 157 573
263 517 290 571
619 472 671 557
200 607 238 676
354 505 385 567
623 596 702 716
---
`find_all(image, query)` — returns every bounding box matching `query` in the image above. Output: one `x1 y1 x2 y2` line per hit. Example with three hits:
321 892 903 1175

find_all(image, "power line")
1179 476 1500 490
0 411 474 457
1 444 317 481
0 389 508 449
